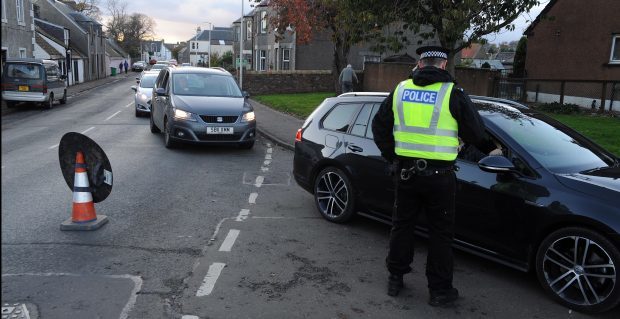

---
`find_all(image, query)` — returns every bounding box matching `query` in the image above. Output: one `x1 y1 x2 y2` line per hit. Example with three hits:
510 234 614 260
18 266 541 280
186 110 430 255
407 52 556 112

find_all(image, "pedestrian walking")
338 64 358 93
371 46 500 307
118 61 123 74
124 60 129 74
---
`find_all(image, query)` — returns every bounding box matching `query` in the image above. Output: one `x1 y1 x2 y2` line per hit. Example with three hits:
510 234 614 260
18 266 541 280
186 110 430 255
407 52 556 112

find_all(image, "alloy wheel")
315 171 349 219
542 235 616 307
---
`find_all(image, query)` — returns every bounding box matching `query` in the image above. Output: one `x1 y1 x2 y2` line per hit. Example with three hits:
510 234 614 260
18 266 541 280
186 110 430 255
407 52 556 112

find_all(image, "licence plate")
18 85 29 92
206 127 233 134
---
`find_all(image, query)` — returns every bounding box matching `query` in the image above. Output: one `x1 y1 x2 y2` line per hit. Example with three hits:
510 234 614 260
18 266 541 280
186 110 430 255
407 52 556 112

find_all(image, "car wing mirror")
478 155 521 175
243 91 250 99
131 86 137 92
155 87 167 96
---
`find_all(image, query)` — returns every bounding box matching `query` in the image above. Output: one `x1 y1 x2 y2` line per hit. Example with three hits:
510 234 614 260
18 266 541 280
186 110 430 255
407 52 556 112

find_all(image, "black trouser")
386 169 456 292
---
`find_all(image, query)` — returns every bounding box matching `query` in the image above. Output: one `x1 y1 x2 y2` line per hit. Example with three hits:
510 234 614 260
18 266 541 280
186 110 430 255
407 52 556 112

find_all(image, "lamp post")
240 0 244 89
195 26 201 66
203 22 213 68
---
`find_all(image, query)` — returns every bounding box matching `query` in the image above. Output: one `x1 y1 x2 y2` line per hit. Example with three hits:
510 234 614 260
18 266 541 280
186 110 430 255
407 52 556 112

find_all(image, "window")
45 65 58 81
16 0 24 24
2 0 7 22
18 48 26 58
611 35 620 63
246 19 252 40
281 48 290 70
151 43 156 53
350 104 373 137
260 11 267 33
322 103 362 132
365 104 380 139
259 50 266 71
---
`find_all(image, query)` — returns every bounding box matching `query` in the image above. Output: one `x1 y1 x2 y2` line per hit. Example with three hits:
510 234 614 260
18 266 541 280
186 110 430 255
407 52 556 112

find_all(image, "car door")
342 103 393 217
454 134 549 262
45 64 61 98
152 70 170 129
319 102 362 161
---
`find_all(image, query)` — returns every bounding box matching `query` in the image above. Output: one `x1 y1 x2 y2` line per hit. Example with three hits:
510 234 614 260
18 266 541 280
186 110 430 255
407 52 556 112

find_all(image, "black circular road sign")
58 132 113 203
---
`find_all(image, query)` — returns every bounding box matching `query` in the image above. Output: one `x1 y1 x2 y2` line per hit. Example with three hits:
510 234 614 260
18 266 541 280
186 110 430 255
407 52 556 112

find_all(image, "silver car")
131 71 159 117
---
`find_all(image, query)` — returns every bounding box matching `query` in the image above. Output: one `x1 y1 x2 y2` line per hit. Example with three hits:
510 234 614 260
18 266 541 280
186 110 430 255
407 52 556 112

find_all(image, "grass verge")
253 92 335 118
541 112 620 156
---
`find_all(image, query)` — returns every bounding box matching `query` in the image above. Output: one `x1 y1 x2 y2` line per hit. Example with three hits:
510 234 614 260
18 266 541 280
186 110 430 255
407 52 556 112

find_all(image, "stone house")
34 18 86 84
1 0 36 69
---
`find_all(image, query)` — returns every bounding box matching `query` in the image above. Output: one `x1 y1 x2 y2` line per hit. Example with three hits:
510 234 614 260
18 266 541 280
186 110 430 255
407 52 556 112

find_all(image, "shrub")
535 102 582 114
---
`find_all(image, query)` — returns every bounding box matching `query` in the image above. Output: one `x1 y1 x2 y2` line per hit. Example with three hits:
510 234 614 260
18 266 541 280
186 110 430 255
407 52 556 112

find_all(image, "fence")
524 79 620 112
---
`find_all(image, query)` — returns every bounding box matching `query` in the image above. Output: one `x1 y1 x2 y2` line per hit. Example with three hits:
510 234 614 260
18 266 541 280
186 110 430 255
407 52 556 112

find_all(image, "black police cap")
416 46 449 60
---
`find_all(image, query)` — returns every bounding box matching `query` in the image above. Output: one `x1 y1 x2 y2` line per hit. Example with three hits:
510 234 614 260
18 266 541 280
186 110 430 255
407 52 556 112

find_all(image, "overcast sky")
102 0 548 45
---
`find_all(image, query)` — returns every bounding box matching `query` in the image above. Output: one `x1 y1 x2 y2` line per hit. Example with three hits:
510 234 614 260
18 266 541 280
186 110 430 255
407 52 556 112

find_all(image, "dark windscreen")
172 73 242 97
139 75 157 88
5 63 43 79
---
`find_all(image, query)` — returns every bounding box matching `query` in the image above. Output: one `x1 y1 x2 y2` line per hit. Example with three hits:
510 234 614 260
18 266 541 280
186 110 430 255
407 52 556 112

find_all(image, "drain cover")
2 303 32 319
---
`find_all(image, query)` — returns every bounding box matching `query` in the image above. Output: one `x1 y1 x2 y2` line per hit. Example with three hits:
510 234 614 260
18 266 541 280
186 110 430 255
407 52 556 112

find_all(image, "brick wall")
240 71 337 95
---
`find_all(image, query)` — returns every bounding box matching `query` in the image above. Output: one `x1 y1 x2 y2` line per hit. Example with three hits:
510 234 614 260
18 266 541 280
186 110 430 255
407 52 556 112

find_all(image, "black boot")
429 288 459 307
387 274 404 296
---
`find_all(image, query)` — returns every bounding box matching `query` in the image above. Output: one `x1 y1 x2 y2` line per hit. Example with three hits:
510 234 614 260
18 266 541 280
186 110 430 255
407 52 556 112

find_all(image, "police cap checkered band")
416 46 449 60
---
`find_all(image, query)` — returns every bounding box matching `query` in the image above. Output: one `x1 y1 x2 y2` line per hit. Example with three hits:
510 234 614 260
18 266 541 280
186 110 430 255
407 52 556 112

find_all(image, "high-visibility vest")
392 80 459 161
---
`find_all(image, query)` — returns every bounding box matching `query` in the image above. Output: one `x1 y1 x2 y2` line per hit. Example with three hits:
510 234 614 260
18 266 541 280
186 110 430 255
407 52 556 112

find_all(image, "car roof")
337 92 389 98
5 58 57 66
169 66 232 76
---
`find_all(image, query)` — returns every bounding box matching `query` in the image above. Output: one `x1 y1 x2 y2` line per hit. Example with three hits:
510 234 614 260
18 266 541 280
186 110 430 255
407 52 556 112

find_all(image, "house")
35 0 107 81
524 0 620 110
232 1 431 73
495 51 516 70
106 39 129 76
140 40 172 63
1 0 36 70
34 18 86 84
185 27 234 66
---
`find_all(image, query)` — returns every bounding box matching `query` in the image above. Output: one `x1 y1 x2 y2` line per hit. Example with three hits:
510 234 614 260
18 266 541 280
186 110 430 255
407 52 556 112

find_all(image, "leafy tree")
62 0 103 22
481 62 491 69
104 0 155 59
512 36 527 77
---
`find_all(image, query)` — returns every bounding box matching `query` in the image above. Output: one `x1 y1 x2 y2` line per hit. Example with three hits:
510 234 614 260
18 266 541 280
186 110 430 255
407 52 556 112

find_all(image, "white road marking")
255 176 264 187
263 160 271 166
267 148 273 154
182 316 200 319
105 110 122 121
1 273 142 319
261 167 269 172
249 192 258 204
218 229 240 252
265 154 272 160
1 166 5 169
124 102 133 108
266 143 272 147
81 126 95 134
48 144 59 150
196 263 226 296
235 209 250 222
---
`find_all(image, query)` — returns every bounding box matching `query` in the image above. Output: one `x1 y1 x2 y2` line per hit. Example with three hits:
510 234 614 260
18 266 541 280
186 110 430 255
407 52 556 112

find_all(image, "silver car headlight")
173 108 197 121
241 111 255 122
138 93 148 102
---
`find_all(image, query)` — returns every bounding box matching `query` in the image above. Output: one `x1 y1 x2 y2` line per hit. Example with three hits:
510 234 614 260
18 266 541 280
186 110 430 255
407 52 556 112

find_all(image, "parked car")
293 93 620 313
1 58 67 109
180 63 191 67
132 61 146 72
149 66 256 149
149 63 168 71
168 59 178 66
131 71 159 117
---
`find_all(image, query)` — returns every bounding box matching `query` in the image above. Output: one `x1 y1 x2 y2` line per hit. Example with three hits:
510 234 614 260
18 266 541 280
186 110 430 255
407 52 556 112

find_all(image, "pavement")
1 72 303 151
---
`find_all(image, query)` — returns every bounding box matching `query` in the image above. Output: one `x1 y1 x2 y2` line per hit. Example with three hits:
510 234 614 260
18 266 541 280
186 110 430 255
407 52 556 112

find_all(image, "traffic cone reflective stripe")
71 151 97 223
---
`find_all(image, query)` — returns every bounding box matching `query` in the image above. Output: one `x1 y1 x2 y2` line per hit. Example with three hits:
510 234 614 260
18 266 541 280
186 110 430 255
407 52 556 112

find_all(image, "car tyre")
164 117 176 149
6 101 16 108
535 227 620 313
135 108 141 117
59 90 67 104
45 94 54 109
313 167 355 223
150 111 160 133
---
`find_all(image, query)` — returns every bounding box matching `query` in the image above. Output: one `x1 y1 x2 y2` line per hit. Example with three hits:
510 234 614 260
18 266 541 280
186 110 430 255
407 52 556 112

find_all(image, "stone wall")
240 70 336 95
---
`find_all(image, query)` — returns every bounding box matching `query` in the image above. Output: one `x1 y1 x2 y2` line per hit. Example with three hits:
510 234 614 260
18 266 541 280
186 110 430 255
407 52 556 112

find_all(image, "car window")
5 63 42 79
172 74 242 97
321 103 362 133
365 103 381 139
139 75 157 88
350 104 373 137
45 65 58 81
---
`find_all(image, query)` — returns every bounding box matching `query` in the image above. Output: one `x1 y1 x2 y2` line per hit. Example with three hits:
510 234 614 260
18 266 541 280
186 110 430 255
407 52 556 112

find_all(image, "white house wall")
33 43 51 59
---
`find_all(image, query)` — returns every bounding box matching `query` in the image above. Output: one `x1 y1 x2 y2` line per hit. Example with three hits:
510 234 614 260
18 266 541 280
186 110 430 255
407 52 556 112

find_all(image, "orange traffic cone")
60 151 108 231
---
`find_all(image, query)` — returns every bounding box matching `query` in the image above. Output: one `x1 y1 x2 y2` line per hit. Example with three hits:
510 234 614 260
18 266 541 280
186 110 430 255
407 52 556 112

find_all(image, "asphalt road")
2 77 618 318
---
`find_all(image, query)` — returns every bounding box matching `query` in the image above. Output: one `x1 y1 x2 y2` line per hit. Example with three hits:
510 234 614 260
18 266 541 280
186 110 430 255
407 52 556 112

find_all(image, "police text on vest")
402 89 437 104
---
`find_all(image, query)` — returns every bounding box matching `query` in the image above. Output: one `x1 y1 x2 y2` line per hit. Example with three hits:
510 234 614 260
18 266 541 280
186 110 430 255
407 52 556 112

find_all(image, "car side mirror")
136 77 140 81
131 86 137 92
243 91 250 98
155 87 167 96
478 156 521 176
59 74 67 80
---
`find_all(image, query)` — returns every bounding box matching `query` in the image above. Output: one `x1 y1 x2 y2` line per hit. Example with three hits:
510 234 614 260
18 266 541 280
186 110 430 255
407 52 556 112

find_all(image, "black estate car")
150 67 256 149
293 92 620 313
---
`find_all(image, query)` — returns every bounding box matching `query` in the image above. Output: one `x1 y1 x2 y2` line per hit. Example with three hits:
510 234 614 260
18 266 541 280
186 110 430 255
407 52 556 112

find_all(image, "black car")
293 92 620 313
150 67 256 149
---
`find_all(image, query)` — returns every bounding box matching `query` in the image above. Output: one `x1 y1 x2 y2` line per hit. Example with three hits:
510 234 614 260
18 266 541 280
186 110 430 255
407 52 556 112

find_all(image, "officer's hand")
489 148 503 156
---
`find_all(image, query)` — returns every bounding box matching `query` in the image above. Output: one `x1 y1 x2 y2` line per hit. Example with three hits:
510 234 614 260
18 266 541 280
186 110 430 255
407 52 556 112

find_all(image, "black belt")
398 158 457 180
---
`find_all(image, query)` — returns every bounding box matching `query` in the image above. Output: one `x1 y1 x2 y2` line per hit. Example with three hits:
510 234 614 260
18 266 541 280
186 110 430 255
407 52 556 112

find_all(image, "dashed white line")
81 126 95 134
48 144 59 150
255 176 264 187
219 229 240 252
181 316 200 319
265 154 272 160
263 160 271 166
196 263 226 296
267 148 273 154
249 192 258 204
124 102 133 108
261 166 269 172
235 209 250 222
105 110 122 121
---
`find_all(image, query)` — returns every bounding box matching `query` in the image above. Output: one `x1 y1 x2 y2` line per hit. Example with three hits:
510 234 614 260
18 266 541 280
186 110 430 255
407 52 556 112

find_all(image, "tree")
104 0 155 58
72 0 103 22
512 36 527 77
392 0 539 73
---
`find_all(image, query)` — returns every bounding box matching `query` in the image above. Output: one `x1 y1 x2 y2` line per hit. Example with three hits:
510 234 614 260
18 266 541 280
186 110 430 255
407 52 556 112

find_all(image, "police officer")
371 46 498 307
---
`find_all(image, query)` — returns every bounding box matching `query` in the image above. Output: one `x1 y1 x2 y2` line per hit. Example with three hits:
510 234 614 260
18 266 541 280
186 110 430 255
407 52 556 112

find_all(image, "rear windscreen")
5 63 43 79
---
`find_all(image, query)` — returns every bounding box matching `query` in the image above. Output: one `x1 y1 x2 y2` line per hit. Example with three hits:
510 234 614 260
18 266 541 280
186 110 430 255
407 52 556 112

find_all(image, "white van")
1 58 68 109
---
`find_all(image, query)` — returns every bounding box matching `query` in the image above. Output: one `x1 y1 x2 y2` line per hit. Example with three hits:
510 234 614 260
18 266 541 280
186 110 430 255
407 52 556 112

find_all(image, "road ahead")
2 77 618 318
